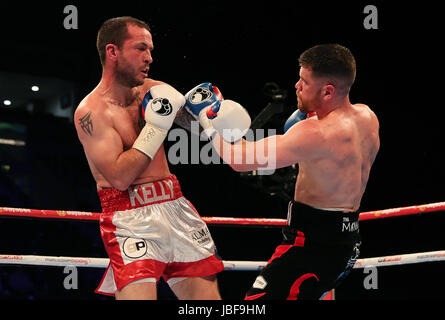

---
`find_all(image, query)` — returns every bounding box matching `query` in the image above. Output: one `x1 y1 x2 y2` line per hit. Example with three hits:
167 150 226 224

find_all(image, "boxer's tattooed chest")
107 90 143 108
79 111 93 136
107 90 145 129
134 91 145 129
135 90 142 106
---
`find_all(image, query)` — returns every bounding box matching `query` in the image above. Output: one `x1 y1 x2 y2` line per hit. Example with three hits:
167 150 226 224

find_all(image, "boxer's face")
295 66 324 113
115 24 153 87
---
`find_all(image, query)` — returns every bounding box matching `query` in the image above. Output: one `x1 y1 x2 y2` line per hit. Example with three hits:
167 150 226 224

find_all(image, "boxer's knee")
115 279 157 300
171 275 221 300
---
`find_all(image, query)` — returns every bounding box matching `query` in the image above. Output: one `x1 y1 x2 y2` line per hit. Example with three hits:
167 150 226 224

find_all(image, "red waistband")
98 175 183 213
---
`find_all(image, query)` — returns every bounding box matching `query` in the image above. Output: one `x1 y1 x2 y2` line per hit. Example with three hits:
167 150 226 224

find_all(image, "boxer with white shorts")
74 17 225 299
95 175 222 295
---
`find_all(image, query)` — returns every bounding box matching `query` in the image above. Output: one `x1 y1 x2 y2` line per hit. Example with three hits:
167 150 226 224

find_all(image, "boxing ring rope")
0 201 445 272
0 201 444 302
0 202 445 300
1 201 445 224
1 250 445 270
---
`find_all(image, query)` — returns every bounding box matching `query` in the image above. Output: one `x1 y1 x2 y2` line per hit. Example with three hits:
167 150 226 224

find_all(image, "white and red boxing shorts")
95 175 224 296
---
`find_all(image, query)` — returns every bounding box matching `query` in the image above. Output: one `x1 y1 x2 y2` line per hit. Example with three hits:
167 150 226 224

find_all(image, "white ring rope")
1 250 444 270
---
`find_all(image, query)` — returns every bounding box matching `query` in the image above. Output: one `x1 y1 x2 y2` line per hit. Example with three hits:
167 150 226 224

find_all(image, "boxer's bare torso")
215 89 379 212
75 78 171 190
218 102 379 212
293 103 379 212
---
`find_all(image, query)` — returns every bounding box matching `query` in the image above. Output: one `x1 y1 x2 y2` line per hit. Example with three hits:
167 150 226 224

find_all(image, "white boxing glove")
133 84 185 158
202 99 251 142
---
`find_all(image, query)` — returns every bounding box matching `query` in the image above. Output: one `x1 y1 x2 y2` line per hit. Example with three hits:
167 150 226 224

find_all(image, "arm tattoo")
79 111 94 136
174 109 202 135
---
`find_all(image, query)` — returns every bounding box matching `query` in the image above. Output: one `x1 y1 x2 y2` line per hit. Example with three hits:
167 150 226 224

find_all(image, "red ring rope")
1 201 444 225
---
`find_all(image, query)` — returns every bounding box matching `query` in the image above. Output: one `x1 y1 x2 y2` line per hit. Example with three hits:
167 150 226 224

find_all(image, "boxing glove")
133 84 185 159
209 99 251 142
185 83 224 139
185 82 223 119
185 83 251 142
284 109 316 133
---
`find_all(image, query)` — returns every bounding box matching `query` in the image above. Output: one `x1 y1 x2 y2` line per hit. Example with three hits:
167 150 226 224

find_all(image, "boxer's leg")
161 197 224 299
115 278 157 300
169 275 221 300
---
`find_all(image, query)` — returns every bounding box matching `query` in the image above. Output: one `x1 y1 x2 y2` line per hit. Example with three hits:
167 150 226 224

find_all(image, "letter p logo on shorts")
123 237 148 259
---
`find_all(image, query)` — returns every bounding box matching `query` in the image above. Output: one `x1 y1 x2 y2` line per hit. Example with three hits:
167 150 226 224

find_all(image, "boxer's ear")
105 44 119 64
322 84 335 99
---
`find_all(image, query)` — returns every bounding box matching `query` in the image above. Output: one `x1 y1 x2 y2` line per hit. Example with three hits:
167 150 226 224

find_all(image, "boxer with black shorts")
193 44 380 299
245 202 361 299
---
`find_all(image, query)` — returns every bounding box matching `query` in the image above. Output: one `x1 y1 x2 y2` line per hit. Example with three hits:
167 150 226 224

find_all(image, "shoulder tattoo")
78 111 94 136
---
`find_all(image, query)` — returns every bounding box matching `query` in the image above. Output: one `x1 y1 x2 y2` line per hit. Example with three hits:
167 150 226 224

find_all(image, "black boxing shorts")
245 201 361 300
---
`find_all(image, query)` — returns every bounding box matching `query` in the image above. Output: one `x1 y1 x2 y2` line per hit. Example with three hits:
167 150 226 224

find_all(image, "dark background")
0 1 444 300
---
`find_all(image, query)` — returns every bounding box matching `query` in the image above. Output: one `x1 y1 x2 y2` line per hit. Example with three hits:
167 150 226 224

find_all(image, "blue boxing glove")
185 83 224 139
185 82 251 141
185 82 223 119
284 109 307 133
284 110 317 133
